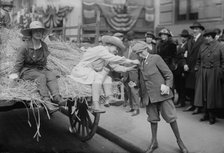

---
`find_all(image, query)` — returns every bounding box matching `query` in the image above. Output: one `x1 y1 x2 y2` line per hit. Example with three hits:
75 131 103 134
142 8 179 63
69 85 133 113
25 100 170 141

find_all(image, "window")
175 0 198 21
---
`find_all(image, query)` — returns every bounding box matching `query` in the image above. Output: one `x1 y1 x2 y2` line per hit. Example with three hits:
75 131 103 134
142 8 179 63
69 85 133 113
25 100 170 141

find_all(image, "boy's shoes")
177 140 189 153
145 142 158 153
126 109 134 113
104 103 110 107
131 109 140 116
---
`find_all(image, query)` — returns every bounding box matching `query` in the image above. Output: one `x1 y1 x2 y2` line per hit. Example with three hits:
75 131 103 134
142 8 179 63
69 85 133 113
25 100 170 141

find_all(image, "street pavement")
99 104 224 153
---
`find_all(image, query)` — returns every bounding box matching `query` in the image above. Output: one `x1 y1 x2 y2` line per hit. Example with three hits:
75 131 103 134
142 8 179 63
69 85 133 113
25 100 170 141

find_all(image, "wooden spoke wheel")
68 98 100 141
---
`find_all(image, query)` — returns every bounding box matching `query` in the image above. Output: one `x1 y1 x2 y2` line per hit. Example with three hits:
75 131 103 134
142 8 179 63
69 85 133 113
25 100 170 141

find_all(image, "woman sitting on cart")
9 21 64 114
69 35 140 113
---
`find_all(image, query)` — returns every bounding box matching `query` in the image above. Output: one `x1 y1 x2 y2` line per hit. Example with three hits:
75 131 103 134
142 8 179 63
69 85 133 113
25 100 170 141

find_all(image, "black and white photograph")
0 0 224 153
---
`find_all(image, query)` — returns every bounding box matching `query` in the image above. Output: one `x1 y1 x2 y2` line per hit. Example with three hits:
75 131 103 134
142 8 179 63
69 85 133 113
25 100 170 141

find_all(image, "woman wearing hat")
145 31 157 54
9 21 64 114
69 35 140 113
157 28 177 72
194 29 224 124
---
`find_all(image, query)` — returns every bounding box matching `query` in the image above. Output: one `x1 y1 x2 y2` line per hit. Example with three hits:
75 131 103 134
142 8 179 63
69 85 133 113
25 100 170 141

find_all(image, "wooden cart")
0 97 100 142
0 80 124 142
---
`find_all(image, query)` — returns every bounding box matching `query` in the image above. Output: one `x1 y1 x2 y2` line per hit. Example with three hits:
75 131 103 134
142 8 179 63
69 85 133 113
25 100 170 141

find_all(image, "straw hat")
113 32 124 38
102 35 125 51
190 22 205 30
21 21 48 37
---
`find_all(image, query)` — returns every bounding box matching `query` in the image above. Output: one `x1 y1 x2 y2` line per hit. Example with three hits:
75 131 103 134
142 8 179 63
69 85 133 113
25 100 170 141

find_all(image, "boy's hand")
160 84 170 95
128 81 136 88
131 59 140 65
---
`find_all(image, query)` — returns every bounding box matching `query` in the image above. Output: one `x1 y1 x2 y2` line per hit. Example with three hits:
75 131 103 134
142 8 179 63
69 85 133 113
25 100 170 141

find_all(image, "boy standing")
132 41 188 153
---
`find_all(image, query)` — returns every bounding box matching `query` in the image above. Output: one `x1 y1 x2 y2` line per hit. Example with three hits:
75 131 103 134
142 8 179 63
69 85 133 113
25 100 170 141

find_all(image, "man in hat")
132 41 189 153
9 21 64 114
184 22 205 114
0 0 13 27
122 30 141 116
175 29 191 108
69 35 140 113
194 29 224 124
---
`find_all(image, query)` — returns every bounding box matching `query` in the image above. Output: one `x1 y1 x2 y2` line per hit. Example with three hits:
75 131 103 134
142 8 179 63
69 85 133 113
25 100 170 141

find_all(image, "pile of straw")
0 28 121 101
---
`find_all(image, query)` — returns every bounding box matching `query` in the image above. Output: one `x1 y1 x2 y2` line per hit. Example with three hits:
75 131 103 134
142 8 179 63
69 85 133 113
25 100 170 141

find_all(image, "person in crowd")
184 22 205 114
175 29 191 108
145 31 157 54
214 28 222 41
132 41 188 153
122 31 141 116
110 32 125 81
157 28 177 72
0 0 13 28
194 29 224 124
69 35 139 113
9 21 64 114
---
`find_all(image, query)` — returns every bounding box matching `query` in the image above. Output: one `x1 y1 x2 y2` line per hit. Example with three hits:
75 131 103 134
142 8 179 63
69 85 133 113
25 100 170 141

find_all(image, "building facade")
155 0 224 36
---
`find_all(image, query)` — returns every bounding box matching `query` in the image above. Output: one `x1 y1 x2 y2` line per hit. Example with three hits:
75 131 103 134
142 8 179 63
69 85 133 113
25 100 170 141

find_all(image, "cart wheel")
68 98 100 141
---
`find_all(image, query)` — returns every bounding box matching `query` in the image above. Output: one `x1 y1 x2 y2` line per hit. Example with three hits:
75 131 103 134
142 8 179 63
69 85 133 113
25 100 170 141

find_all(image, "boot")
145 141 158 153
53 94 67 106
131 109 140 116
107 96 124 106
177 139 189 153
104 96 110 107
43 97 59 115
91 101 106 113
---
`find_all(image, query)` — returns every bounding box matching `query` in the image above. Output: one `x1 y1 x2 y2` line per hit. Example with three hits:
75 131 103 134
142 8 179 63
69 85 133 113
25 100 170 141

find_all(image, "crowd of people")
5 18 224 153
109 21 224 127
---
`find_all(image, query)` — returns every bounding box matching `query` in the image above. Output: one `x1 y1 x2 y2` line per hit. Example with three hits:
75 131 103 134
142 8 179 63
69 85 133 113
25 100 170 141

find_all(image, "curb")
97 126 145 153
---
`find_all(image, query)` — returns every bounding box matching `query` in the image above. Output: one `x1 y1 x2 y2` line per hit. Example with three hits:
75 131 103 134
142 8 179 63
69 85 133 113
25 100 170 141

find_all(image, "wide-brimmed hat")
102 35 125 51
131 41 148 54
145 31 155 39
158 28 172 37
21 21 48 37
180 29 190 37
113 32 124 38
190 22 205 30
203 29 217 37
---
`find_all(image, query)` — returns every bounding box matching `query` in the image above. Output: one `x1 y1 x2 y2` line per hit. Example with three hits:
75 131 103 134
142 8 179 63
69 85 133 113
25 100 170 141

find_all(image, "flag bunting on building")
98 3 142 31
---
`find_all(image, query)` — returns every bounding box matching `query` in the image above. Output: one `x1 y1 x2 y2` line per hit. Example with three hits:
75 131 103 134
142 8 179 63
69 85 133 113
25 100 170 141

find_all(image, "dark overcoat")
194 41 224 109
185 34 205 89
157 39 177 71
139 54 173 105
